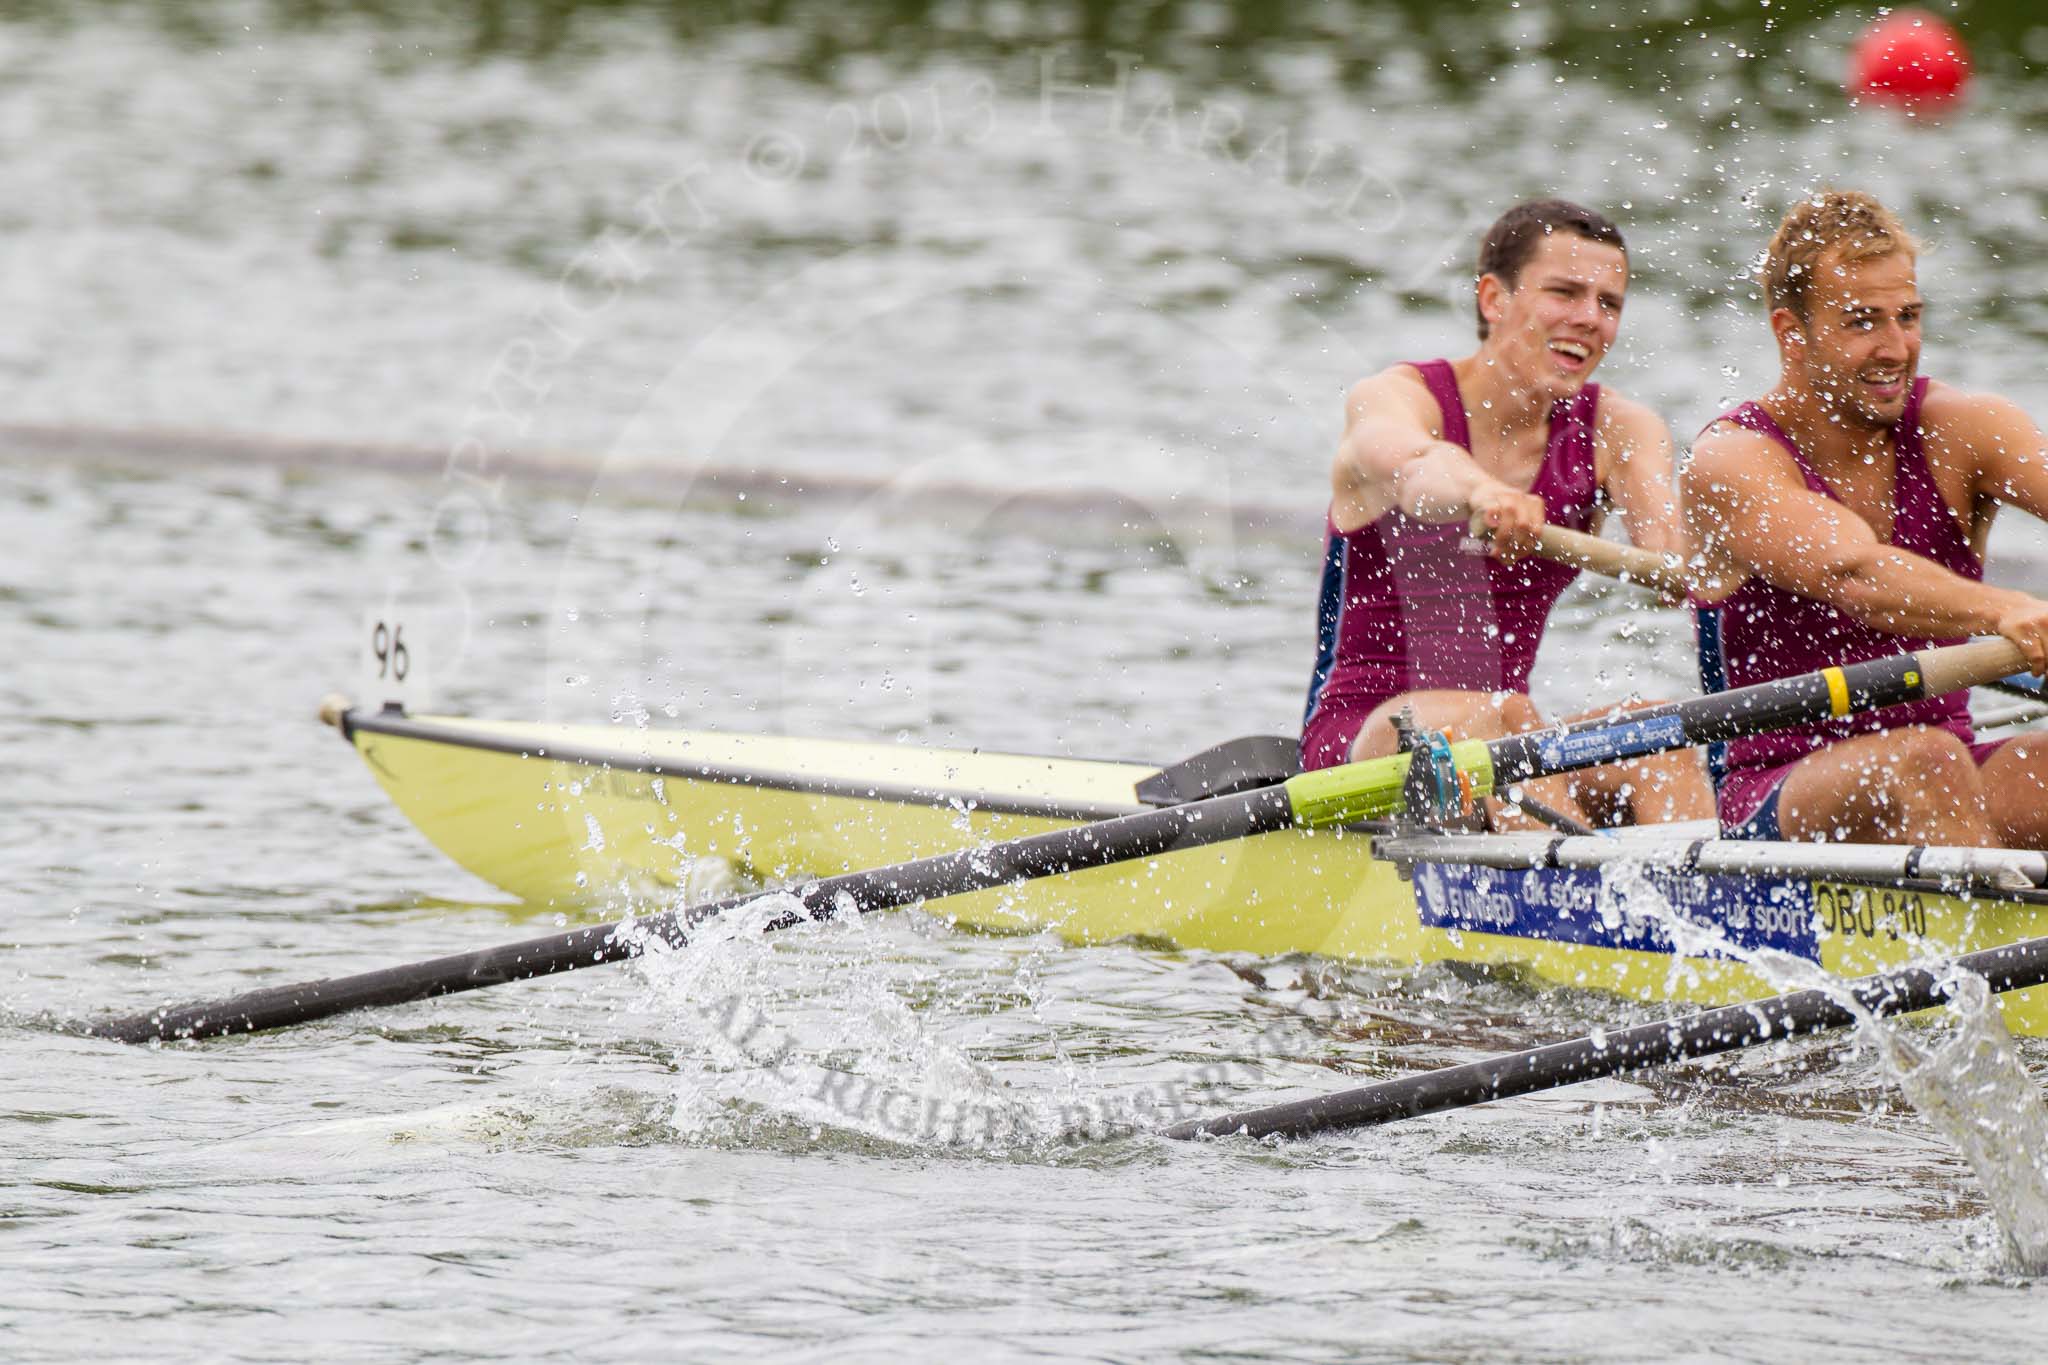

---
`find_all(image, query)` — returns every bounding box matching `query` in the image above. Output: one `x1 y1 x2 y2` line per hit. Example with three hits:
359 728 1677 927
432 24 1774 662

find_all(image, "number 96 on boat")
358 606 432 714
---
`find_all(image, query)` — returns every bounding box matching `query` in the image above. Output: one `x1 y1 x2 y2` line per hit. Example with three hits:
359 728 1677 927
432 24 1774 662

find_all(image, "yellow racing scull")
318 635 2048 1035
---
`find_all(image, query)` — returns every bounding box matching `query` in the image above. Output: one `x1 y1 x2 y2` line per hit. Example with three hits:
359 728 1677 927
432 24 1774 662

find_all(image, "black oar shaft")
1169 934 2048 1141
1488 647 1950 788
93 922 636 1044
94 784 1298 1043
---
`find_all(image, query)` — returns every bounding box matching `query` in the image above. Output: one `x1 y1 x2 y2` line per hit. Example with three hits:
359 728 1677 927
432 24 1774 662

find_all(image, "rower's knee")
1806 727 1986 842
1353 691 1542 756
1868 727 1979 795
1625 749 1714 824
1455 692 1543 743
1493 692 1544 735
1983 738 2048 849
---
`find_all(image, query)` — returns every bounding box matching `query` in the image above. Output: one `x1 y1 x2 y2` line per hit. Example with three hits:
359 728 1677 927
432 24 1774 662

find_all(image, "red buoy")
1848 10 1972 110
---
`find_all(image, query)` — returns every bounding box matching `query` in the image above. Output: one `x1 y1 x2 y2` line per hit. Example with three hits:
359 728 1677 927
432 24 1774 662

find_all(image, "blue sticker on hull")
1535 713 1686 771
1412 862 1821 962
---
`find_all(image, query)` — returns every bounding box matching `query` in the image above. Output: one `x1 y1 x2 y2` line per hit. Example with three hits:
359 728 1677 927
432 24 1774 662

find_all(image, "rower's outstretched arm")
1594 393 1686 558
1332 368 1544 548
1684 425 2048 674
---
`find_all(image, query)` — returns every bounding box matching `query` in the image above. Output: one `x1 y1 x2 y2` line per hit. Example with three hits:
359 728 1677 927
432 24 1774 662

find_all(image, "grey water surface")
8 3 2048 1360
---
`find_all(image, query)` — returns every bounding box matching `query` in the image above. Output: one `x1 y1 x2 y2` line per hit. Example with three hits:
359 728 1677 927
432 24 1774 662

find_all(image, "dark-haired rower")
1300 198 1710 828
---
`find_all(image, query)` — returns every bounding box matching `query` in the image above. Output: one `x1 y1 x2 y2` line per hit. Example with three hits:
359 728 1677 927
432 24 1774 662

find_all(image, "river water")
8 2 2048 1359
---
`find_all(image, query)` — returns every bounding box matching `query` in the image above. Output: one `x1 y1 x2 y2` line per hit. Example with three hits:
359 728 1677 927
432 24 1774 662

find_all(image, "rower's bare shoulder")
1590 390 1670 449
1343 364 1439 428
1682 421 1798 495
1918 379 2039 446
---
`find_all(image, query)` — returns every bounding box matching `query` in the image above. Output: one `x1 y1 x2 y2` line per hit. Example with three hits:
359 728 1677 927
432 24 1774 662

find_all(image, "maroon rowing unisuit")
1299 359 1601 770
1694 377 1995 836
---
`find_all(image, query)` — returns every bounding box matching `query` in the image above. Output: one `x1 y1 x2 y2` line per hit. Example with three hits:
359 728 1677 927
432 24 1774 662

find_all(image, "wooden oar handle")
1530 525 1687 597
1917 638 2031 696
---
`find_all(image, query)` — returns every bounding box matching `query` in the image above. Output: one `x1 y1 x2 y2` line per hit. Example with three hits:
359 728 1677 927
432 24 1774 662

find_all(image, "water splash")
1597 858 2048 1269
1881 973 2048 1269
624 892 1097 1154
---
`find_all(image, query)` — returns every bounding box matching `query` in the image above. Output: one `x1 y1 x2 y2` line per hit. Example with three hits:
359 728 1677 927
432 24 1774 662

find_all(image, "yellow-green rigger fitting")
1282 740 1495 828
